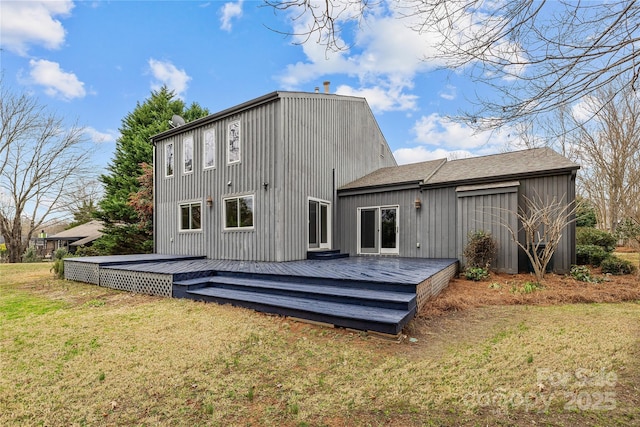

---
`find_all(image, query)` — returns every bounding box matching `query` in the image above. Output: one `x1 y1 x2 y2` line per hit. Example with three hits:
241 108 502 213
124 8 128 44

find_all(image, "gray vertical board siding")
336 189 421 256
154 93 393 262
517 173 576 273
155 100 281 261
337 187 458 259
280 94 396 260
456 187 519 273
423 187 457 258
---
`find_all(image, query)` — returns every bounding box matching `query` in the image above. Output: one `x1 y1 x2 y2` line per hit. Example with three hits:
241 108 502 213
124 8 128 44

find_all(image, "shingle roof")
339 148 579 191
426 147 579 186
49 220 103 240
339 158 446 190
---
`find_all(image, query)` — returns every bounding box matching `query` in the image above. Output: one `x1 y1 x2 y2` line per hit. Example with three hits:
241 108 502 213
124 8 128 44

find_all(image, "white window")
183 135 194 174
180 202 202 231
165 142 174 177
227 120 241 164
203 128 216 169
224 195 254 229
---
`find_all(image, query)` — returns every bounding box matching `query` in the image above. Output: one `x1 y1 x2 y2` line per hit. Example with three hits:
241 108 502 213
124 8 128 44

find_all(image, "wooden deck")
65 255 458 335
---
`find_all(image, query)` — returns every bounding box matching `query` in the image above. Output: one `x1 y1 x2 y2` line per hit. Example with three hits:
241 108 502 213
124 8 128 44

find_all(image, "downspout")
332 168 336 250
151 137 157 254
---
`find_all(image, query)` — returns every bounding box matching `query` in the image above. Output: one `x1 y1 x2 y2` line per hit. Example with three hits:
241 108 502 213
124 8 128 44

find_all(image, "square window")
224 195 253 229
179 202 202 231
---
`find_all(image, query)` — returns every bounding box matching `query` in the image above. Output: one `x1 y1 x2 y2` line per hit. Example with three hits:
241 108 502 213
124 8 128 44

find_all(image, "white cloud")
220 0 243 32
148 59 191 99
84 127 117 144
336 83 419 113
277 3 450 113
393 146 474 165
391 113 519 164
439 85 457 101
0 1 74 55
28 59 86 100
412 113 515 151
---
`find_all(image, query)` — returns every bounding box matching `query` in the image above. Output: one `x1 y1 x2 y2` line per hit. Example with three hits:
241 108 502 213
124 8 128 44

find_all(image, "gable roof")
48 220 103 243
150 91 371 143
339 148 579 192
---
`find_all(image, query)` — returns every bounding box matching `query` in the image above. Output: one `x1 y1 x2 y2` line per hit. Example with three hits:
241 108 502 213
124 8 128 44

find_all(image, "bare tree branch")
0 83 93 262
265 0 640 130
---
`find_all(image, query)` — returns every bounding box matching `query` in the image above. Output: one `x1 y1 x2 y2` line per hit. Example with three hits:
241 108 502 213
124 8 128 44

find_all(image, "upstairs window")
165 142 174 177
224 195 253 229
180 202 201 231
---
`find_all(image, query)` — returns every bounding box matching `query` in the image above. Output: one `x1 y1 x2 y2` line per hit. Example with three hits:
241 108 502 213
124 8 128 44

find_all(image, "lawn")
1 263 639 426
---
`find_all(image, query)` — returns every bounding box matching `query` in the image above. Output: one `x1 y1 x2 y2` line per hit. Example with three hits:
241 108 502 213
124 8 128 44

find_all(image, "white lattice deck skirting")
415 261 458 310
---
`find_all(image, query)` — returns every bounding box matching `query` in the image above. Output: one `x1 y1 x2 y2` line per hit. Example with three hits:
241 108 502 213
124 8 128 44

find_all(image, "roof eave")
421 166 580 190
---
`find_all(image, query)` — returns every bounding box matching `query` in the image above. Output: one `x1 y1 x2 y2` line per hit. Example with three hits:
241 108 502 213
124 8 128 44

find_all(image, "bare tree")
0 85 92 263
265 0 640 130
500 193 576 282
570 83 640 233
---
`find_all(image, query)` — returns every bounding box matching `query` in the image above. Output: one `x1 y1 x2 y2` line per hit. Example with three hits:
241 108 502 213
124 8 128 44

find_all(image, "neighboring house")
150 90 579 273
47 220 103 254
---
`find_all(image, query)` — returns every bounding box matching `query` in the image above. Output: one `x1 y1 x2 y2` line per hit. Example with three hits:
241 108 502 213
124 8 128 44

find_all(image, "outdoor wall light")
263 182 269 190
206 196 213 207
227 180 232 186
414 197 422 209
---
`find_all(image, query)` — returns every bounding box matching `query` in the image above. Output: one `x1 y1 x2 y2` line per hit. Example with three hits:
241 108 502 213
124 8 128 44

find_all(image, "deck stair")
306 249 349 260
173 272 416 335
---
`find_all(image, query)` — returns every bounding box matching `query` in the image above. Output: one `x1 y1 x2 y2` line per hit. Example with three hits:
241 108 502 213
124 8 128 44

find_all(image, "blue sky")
1 0 521 173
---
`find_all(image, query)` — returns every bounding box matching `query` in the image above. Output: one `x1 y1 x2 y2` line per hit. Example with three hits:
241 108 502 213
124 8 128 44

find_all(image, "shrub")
569 265 603 283
576 227 617 252
51 258 65 279
601 256 637 275
463 230 498 268
464 266 490 281
22 247 40 263
53 248 68 260
576 244 609 267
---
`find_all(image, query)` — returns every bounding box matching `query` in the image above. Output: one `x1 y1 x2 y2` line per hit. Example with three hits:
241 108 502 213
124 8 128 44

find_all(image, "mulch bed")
419 268 640 318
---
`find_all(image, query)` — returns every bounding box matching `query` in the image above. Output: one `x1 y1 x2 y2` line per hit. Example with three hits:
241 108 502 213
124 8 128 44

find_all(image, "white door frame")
357 205 399 255
308 197 332 250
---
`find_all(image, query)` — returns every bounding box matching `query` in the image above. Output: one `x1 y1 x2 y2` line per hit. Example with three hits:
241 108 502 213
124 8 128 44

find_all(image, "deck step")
197 276 415 311
307 250 349 260
186 287 414 335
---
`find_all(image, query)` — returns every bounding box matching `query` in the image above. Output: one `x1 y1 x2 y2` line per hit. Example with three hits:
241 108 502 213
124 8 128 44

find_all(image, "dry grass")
1 262 639 426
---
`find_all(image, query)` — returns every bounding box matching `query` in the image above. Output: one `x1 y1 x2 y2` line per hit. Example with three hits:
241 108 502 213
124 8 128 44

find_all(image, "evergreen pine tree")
94 87 208 254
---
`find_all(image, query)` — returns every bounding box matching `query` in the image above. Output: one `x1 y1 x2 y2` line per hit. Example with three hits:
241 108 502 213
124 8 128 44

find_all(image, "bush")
51 258 65 279
569 265 603 283
53 248 68 260
463 230 498 269
22 247 41 263
464 266 490 281
576 244 609 267
576 227 617 252
601 256 637 275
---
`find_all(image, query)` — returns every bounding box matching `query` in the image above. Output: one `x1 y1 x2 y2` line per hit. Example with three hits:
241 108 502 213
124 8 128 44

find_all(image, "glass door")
309 199 331 250
358 206 399 255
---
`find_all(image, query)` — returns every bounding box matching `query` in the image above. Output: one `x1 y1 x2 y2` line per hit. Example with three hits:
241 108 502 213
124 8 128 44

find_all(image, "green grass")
1 263 639 426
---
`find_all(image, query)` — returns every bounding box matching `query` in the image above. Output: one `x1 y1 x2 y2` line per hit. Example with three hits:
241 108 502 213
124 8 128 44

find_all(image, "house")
150 90 396 262
64 90 579 335
150 90 579 274
46 220 103 255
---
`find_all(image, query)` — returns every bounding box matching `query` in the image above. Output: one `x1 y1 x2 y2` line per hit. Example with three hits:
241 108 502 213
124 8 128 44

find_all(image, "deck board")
103 257 457 285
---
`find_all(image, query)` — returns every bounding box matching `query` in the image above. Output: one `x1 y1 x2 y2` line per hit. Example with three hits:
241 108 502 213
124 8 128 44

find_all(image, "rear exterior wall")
154 93 395 261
